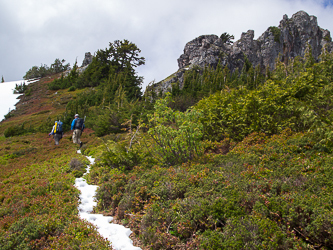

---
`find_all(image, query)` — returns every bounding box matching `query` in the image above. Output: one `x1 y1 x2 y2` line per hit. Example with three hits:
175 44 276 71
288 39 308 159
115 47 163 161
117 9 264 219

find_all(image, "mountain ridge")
153 10 333 93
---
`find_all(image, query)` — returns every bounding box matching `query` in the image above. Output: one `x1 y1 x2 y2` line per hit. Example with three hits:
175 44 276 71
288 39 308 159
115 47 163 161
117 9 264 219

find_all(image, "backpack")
74 118 84 130
54 121 63 134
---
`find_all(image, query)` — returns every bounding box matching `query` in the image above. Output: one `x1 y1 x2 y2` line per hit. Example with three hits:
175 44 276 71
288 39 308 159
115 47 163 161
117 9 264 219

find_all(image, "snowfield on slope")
0 79 37 121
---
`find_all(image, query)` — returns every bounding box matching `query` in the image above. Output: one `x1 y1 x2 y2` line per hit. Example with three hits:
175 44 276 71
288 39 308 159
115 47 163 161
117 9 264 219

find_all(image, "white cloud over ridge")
1 0 333 89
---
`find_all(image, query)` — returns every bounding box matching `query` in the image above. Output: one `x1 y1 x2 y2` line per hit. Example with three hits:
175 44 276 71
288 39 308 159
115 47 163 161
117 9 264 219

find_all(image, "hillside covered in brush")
2 10 333 250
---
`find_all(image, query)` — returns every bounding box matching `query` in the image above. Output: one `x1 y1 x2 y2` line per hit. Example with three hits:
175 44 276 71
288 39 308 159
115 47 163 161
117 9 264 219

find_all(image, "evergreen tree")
320 44 333 82
272 54 287 82
246 65 254 88
48 60 78 90
1 75 4 83
304 44 315 69
50 58 70 74
265 65 271 81
220 32 235 44
23 58 70 80
14 82 27 94
76 39 145 100
223 65 231 85
253 64 263 88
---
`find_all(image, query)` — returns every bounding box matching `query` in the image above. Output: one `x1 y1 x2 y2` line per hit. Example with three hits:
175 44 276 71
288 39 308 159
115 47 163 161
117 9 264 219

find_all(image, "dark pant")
54 133 62 145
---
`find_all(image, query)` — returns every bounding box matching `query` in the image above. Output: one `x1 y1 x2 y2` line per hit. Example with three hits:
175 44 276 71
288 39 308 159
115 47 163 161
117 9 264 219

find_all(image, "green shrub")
199 230 224 250
25 88 32 96
195 63 333 142
68 86 76 91
4 123 32 137
95 170 129 212
218 216 290 249
147 93 204 166
4 111 14 120
13 82 27 94
0 217 45 250
101 140 142 170
48 61 78 90
12 147 37 157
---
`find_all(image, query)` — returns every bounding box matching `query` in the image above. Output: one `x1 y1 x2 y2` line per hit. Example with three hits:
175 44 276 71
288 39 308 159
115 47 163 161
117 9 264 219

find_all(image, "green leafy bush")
25 88 32 96
4 123 34 137
0 217 45 250
195 80 306 141
101 140 142 170
4 111 14 120
215 216 290 249
146 93 204 166
68 86 76 91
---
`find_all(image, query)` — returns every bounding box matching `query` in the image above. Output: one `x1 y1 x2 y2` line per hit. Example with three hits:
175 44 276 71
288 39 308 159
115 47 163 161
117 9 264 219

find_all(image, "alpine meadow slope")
0 75 113 249
2 10 333 250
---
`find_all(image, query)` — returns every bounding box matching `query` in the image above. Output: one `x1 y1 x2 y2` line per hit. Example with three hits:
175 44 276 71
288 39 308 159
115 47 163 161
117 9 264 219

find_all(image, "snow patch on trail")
75 150 141 250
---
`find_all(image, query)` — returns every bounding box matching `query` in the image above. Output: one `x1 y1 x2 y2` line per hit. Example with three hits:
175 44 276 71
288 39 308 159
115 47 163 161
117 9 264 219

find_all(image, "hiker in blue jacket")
71 114 85 148
49 120 63 145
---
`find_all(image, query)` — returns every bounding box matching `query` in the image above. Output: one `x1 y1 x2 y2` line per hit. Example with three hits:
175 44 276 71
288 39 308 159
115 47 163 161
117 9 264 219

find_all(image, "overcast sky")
1 0 333 90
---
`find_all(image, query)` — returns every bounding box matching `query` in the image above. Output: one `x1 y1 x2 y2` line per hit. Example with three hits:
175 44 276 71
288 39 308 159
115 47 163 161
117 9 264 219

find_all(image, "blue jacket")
71 118 85 131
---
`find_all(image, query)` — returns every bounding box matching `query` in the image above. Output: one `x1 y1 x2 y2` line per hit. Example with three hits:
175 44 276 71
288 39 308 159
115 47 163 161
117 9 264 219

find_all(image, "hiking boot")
80 142 83 148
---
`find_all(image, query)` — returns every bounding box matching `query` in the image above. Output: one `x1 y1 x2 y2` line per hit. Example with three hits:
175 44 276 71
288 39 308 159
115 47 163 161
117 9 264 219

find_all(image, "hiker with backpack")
49 120 63 145
71 114 85 148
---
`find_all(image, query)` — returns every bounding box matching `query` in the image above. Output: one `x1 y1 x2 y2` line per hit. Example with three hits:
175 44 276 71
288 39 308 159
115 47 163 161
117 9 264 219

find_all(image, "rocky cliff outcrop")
153 11 333 93
81 52 93 67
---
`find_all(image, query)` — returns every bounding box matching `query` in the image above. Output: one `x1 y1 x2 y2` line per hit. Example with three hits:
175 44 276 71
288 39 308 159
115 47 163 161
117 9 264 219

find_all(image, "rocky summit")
81 52 93 67
154 11 333 93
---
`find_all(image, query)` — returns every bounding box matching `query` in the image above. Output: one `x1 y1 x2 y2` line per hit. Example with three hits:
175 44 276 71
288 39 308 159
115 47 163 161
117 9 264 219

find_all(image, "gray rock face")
178 35 225 69
81 52 93 67
154 11 332 93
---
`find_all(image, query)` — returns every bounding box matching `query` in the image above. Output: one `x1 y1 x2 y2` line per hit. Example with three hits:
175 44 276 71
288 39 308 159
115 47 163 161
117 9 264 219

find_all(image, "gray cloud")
1 0 333 89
